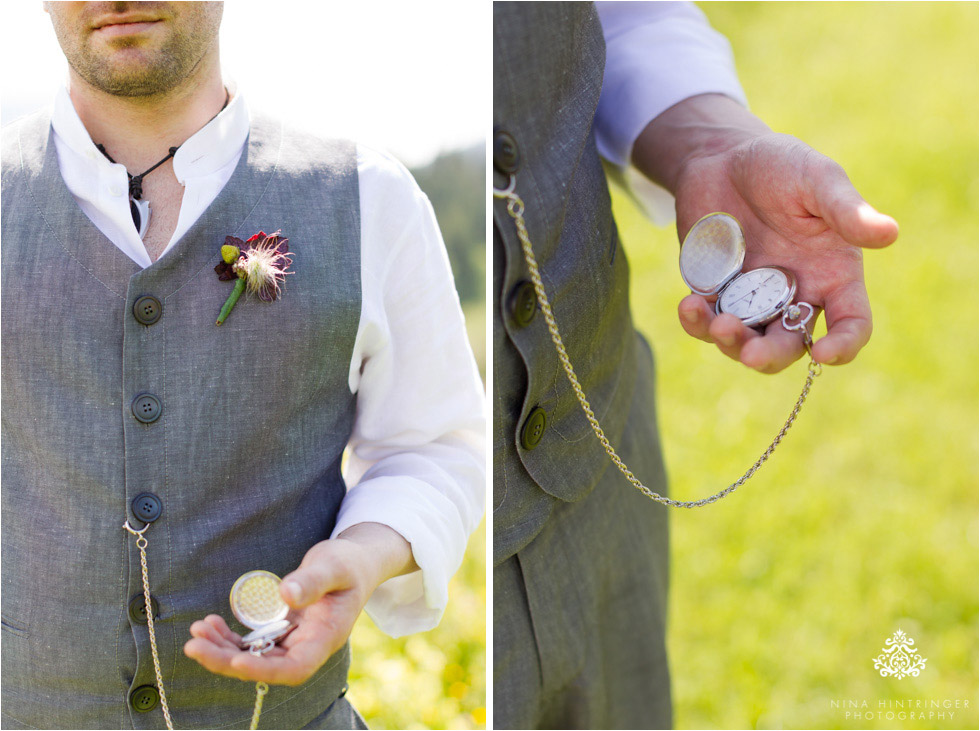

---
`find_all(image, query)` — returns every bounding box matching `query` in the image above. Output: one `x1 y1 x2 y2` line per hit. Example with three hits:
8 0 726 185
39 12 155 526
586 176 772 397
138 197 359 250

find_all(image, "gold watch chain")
493 175 821 509
122 521 269 729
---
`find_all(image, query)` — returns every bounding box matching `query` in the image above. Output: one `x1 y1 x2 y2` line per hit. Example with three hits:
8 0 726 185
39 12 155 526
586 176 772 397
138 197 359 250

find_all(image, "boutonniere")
214 230 293 325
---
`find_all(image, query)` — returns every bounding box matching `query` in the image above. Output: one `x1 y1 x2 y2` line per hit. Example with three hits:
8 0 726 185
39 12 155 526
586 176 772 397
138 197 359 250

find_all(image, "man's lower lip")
94 21 161 37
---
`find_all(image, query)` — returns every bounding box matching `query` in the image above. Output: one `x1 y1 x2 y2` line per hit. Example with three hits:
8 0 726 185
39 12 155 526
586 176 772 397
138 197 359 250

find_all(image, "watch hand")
730 287 758 307
733 274 779 310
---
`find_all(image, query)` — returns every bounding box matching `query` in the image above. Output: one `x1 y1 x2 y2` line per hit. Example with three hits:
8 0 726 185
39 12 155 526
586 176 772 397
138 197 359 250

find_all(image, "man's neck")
66 50 227 262
68 52 227 171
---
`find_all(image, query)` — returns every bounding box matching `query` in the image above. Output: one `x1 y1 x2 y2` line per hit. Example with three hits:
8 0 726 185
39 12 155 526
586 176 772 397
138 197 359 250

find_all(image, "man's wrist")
335 522 419 591
630 93 770 194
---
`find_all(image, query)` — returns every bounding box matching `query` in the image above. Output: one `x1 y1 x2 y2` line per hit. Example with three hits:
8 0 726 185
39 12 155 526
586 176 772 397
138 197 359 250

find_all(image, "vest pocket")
1 614 29 638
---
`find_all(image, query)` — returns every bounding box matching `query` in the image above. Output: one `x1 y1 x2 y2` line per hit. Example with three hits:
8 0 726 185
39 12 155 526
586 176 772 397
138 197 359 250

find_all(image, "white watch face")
717 267 795 325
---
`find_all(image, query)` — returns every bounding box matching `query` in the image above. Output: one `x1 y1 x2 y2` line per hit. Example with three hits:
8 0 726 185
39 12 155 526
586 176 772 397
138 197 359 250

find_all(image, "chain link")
494 178 821 508
123 521 270 729
250 682 269 730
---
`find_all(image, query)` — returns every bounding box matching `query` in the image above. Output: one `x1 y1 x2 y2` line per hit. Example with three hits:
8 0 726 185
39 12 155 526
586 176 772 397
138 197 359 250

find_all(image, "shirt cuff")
330 475 468 638
595 2 749 223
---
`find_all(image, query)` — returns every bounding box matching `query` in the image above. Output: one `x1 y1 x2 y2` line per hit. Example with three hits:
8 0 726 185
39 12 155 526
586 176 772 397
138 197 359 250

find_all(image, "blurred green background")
347 521 486 730
609 2 977 729
345 149 487 729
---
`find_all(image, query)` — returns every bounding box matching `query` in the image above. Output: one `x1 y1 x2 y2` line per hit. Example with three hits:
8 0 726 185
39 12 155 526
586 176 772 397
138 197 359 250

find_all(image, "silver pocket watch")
680 212 815 341
229 570 297 655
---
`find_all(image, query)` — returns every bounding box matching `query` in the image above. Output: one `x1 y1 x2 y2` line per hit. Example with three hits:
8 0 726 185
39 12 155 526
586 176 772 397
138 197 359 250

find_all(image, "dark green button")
510 280 537 328
131 393 161 424
493 130 520 174
128 594 160 625
133 295 162 325
129 685 159 713
520 407 547 450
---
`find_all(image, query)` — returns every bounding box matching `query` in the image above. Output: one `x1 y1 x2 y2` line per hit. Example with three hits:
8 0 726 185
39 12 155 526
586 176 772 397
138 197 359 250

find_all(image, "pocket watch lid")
229 570 290 630
679 212 746 296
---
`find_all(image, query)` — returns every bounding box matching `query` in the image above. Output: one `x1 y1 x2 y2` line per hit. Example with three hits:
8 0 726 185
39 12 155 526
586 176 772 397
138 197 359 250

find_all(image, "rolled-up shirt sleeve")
595 1 748 222
330 145 486 638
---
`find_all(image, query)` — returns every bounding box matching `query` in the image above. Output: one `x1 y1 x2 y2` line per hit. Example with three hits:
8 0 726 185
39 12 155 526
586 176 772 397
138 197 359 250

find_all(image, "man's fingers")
202 614 243 645
189 619 224 644
680 296 760 363
185 624 332 686
185 632 314 685
812 317 869 366
804 153 899 249
706 312 759 361
811 280 873 365
190 616 240 650
224 626 341 686
739 319 807 373
227 650 317 686
678 294 717 342
706 308 809 373
184 638 255 681
680 295 805 372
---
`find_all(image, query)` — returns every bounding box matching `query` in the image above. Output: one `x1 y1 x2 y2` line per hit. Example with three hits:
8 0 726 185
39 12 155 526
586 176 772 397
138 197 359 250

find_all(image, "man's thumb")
280 546 348 608
805 151 899 248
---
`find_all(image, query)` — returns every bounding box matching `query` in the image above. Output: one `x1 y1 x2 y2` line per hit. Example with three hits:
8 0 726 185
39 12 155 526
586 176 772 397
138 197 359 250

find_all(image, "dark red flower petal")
214 261 237 281
224 235 245 248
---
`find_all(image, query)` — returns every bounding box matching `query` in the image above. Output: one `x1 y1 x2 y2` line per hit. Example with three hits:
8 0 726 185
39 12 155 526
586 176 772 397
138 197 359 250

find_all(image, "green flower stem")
216 278 246 325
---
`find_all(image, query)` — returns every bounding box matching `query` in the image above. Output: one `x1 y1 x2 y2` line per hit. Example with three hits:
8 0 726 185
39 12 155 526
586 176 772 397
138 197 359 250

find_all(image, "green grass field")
609 3 977 729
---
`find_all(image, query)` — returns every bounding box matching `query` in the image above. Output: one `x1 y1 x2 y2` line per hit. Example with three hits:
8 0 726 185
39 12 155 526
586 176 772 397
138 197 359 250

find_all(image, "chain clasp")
492 173 516 198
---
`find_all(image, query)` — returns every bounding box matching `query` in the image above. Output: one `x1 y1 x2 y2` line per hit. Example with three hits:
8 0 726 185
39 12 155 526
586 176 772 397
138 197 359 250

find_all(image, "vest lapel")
15 111 284 300
16 111 139 298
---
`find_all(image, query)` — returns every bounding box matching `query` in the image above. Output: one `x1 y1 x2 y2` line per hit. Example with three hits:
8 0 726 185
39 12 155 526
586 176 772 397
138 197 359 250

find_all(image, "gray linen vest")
1 111 362 729
494 3 672 727
493 1 641 563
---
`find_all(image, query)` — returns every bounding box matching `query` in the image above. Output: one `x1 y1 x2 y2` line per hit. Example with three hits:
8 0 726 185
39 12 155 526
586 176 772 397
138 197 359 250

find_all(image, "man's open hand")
632 94 899 373
184 523 416 686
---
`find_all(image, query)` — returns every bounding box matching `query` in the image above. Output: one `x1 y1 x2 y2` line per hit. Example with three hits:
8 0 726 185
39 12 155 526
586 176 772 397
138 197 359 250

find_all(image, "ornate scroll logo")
873 629 927 679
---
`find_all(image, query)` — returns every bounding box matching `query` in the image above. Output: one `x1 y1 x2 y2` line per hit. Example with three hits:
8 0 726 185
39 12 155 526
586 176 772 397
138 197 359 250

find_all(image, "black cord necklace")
95 143 178 201
95 88 230 239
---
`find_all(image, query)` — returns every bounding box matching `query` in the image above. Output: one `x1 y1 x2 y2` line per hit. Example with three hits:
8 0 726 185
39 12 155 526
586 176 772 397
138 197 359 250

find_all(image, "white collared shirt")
50 86 486 638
